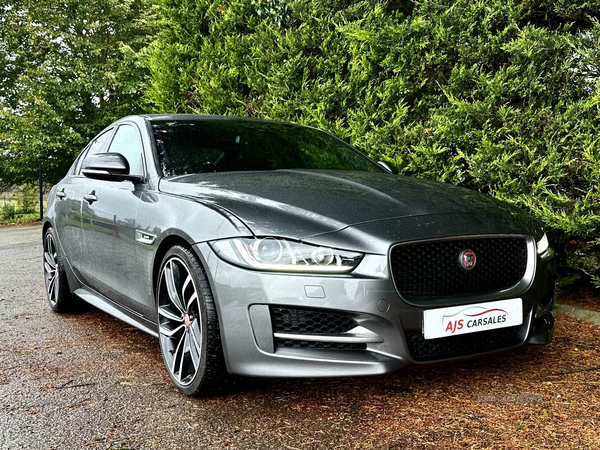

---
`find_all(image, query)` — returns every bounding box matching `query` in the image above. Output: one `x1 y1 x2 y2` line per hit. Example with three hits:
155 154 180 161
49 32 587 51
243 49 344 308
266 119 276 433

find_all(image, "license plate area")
423 298 523 340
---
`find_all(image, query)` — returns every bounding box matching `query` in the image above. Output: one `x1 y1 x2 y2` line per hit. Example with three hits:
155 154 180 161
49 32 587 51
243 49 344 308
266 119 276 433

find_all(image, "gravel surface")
0 224 368 450
1 224 599 450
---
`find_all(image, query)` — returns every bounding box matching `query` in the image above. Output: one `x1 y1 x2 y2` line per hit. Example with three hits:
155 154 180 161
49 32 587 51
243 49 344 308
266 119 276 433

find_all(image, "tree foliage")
147 0 600 285
0 0 156 186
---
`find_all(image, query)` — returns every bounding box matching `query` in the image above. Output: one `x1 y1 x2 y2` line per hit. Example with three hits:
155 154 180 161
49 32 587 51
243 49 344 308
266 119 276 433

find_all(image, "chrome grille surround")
389 235 536 303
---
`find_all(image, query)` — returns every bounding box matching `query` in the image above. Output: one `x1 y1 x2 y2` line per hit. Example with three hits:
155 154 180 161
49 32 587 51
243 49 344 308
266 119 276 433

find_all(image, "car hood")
158 170 537 246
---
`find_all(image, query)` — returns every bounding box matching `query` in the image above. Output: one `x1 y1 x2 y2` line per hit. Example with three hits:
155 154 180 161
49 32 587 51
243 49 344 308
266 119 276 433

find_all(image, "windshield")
151 119 382 176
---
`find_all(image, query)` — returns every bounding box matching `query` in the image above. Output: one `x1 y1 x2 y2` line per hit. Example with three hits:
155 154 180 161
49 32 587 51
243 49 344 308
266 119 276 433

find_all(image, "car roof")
138 114 301 126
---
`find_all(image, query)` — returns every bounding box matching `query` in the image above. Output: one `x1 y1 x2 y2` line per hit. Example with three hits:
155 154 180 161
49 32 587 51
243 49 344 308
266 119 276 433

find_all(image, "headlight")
210 238 363 273
536 233 549 255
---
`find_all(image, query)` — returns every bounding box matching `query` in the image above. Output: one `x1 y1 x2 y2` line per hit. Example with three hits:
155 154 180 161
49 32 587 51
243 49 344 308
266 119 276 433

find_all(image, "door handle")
84 191 97 204
56 188 66 199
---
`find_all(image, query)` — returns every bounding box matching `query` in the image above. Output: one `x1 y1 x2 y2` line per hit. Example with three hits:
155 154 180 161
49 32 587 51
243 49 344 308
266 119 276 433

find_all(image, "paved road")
0 224 370 450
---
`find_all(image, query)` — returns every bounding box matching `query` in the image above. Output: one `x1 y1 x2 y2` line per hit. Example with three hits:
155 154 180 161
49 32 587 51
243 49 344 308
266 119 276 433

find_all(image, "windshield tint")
151 119 382 176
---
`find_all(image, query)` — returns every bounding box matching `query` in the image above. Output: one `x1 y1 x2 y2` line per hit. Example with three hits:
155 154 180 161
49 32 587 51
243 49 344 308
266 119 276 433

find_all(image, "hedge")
146 0 600 286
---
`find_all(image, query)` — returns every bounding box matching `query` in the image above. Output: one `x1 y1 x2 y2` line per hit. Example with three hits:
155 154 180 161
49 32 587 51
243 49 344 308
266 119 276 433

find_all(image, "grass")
0 198 44 225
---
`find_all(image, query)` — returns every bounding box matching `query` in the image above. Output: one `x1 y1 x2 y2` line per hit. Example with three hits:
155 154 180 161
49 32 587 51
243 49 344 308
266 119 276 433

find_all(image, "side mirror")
377 160 397 174
82 153 143 183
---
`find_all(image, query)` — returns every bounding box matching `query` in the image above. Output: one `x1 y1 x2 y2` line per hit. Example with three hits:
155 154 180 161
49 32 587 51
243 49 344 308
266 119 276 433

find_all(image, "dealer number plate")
423 298 523 340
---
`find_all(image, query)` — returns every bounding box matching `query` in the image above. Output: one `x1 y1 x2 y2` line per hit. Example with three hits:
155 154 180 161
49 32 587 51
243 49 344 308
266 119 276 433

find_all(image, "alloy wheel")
43 233 59 306
158 256 203 386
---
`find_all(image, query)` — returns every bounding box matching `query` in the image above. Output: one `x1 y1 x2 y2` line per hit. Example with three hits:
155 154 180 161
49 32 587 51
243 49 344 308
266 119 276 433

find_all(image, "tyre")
156 245 227 396
43 226 73 312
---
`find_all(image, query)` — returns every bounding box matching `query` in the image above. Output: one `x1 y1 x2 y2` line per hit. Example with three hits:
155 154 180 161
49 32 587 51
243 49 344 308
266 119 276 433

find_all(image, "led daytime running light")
210 238 363 273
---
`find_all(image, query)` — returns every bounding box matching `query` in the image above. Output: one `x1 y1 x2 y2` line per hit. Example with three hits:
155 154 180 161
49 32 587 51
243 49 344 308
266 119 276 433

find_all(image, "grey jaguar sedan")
43 114 556 396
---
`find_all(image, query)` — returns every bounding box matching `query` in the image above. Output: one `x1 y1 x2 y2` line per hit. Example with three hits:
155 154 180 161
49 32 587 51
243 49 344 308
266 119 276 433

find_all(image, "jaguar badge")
459 249 477 270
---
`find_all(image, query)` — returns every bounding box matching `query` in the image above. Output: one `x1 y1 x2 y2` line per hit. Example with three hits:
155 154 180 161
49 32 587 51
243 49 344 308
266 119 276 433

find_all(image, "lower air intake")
275 339 367 351
405 325 523 362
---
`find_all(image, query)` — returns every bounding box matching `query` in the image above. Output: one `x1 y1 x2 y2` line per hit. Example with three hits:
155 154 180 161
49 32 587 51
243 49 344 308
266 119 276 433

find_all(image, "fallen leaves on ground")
222 315 600 449
557 282 600 312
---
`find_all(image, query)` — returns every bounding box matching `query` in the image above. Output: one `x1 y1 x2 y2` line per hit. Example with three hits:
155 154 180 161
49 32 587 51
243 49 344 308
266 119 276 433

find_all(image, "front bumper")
194 242 555 378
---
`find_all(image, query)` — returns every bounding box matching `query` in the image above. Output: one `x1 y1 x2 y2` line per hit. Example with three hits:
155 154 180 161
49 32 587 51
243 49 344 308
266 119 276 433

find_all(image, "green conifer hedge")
147 0 600 286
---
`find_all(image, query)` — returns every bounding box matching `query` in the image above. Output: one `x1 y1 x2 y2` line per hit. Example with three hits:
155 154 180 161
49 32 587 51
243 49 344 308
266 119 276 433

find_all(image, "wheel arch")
42 220 53 239
151 234 205 305
152 235 230 395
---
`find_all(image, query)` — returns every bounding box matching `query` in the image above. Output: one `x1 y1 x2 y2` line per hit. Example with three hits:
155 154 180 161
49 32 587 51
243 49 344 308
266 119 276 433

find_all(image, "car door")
80 123 149 316
54 129 115 282
53 162 87 279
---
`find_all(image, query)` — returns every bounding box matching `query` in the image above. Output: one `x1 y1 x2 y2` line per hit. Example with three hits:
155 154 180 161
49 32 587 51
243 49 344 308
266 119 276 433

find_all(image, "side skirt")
73 287 159 338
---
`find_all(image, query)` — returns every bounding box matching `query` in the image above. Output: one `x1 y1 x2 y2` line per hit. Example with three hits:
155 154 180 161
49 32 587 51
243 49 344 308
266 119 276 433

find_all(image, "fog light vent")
270 307 357 335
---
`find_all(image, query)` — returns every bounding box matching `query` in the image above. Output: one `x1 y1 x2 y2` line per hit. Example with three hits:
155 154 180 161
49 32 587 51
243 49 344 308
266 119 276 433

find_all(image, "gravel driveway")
1 224 599 450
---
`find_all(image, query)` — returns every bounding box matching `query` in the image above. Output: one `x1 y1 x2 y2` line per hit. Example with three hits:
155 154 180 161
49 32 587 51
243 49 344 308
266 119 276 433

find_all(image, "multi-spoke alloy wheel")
157 246 226 396
44 232 59 306
43 227 71 312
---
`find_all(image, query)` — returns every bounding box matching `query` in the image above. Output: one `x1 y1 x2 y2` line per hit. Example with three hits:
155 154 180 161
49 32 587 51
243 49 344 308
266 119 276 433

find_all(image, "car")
43 114 556 396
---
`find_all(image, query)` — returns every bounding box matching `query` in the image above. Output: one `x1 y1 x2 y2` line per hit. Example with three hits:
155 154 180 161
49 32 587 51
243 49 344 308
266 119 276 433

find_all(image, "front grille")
270 307 357 335
391 238 528 299
405 325 522 361
275 339 366 351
